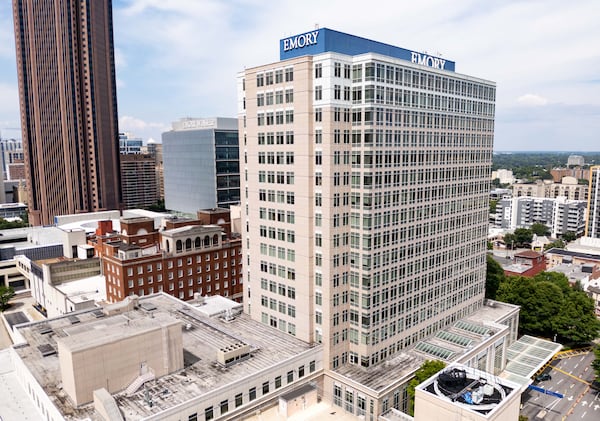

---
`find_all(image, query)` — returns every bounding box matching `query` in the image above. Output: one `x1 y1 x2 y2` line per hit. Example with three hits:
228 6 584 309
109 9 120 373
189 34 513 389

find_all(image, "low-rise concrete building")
4 293 323 420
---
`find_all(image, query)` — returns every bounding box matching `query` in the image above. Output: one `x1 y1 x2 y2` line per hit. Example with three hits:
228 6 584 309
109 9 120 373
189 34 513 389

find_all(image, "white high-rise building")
238 28 496 415
587 166 600 238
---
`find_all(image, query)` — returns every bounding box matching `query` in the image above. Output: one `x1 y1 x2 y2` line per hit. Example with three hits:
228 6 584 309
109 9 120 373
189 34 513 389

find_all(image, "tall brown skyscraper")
12 0 122 225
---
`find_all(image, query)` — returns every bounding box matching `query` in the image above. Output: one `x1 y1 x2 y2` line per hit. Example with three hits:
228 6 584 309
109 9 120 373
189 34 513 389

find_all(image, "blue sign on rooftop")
280 28 455 72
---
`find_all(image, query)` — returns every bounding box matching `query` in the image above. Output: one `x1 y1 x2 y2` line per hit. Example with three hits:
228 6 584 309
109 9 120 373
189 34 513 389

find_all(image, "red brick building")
503 250 546 278
90 210 242 303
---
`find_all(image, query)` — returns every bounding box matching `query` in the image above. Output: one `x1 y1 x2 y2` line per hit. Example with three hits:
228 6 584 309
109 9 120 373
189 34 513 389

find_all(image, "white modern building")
119 132 143 154
162 118 240 214
494 196 587 237
491 169 515 185
238 28 498 416
587 166 600 238
567 154 585 167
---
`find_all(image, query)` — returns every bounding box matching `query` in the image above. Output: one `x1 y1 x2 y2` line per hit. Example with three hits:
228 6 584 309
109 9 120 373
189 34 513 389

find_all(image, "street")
520 348 598 420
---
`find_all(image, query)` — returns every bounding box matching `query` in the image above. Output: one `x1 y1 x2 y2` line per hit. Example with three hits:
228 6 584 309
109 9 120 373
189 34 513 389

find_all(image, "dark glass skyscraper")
12 0 122 225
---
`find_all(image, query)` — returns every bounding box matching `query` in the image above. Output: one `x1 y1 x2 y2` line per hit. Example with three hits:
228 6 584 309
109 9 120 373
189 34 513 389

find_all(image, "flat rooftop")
334 300 518 392
13 293 319 420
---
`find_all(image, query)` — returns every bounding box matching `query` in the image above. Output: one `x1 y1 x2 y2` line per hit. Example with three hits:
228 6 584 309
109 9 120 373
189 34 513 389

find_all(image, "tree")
552 290 600 344
489 199 498 214
531 223 550 236
0 285 15 311
495 272 600 343
592 346 600 378
407 360 446 416
485 254 504 300
513 228 533 246
561 231 577 242
544 240 565 250
503 233 516 249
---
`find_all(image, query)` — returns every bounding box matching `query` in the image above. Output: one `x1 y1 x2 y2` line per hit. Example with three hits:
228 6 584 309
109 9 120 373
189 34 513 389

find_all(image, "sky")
1 0 599 151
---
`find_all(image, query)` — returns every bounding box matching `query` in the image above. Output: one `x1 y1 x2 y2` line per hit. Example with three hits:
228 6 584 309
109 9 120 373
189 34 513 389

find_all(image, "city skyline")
1 0 599 151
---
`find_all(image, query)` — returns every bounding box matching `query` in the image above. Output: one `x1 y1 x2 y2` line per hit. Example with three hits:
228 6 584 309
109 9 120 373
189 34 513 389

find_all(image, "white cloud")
2 0 600 150
119 115 169 141
516 94 550 107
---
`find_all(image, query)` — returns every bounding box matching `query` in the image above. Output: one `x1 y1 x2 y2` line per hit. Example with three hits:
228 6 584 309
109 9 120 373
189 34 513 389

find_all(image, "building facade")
495 196 587 237
163 118 240 213
587 166 600 238
92 213 243 303
512 177 588 201
119 132 143 154
0 138 23 181
551 167 589 183
12 0 122 225
146 140 165 200
120 153 160 208
238 27 495 379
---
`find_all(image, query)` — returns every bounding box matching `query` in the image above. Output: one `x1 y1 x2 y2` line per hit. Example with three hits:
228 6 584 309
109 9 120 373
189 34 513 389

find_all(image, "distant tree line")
492 152 600 172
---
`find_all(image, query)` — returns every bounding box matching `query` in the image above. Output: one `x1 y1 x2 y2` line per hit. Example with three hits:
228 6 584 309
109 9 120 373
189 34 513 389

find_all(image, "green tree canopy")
592 346 600 378
0 285 15 311
0 218 27 230
561 232 577 242
531 223 550 236
513 228 533 246
503 233 516 248
407 360 446 416
496 272 600 343
485 254 504 300
544 240 565 250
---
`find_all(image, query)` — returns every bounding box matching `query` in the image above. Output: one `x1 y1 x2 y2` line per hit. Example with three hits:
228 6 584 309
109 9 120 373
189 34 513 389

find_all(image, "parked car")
536 373 552 382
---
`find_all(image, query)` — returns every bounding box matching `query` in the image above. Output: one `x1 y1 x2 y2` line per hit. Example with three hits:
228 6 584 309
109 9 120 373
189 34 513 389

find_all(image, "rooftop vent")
216 342 251 367
38 344 57 357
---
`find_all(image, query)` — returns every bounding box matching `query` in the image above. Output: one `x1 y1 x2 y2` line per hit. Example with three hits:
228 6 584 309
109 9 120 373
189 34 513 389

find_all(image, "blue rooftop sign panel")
280 28 455 72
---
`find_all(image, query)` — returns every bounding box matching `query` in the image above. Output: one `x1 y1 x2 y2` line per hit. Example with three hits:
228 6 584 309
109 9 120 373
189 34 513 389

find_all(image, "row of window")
257 110 294 126
313 105 494 126
258 208 295 224
256 67 294 87
324 61 496 102
259 242 295 262
257 189 295 206
258 170 294 185
256 89 294 106
107 249 239 276
257 131 294 145
258 259 296 280
257 151 294 165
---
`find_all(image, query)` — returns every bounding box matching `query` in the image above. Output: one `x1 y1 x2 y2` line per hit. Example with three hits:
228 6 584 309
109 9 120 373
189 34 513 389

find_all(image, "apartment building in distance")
163 118 240 213
551 167 589 183
587 166 600 238
238 28 497 415
92 208 243 303
494 196 587 237
512 177 588 201
12 0 122 225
